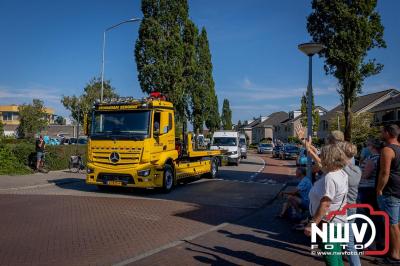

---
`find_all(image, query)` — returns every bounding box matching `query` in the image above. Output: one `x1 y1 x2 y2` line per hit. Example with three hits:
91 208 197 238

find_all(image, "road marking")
249 155 266 181
113 223 229 266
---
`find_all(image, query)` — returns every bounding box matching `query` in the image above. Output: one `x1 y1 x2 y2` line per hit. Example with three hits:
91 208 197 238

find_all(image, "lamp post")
298 42 324 179
100 18 141 102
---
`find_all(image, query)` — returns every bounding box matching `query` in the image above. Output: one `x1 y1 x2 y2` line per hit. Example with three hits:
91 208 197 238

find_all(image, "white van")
210 131 241 166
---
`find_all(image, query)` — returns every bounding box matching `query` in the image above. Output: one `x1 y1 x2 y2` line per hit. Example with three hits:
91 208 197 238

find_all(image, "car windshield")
91 110 150 140
212 137 237 146
239 138 246 145
260 144 272 147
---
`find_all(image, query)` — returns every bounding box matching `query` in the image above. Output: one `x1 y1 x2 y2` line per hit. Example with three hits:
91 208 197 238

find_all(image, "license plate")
108 180 122 186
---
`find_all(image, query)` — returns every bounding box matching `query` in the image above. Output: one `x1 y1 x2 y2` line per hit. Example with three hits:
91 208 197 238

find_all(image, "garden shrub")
0 142 87 175
0 145 32 175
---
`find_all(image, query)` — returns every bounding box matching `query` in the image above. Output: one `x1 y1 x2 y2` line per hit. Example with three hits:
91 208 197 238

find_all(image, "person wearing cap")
36 135 45 171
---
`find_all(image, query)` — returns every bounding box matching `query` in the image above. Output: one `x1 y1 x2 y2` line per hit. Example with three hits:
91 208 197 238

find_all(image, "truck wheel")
162 164 174 193
205 158 218 179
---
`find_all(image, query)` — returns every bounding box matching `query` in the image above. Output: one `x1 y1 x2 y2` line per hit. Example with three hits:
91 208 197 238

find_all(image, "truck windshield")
91 110 150 140
212 137 237 146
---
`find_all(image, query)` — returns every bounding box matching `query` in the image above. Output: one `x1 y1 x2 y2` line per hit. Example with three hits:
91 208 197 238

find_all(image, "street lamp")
100 18 141 102
298 42 324 179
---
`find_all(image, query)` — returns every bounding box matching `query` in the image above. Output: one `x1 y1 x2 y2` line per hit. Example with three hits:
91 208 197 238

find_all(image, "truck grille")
91 147 142 165
98 173 134 184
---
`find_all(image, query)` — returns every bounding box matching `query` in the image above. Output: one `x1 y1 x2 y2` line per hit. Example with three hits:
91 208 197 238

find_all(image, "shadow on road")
185 241 291 266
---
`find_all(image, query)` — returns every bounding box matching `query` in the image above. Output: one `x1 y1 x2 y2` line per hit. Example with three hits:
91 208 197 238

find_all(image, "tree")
61 77 118 125
17 99 48 139
183 20 202 133
307 0 386 141
221 99 232 130
329 112 379 147
300 93 320 134
196 27 219 133
54 116 66 125
0 120 4 137
135 0 189 123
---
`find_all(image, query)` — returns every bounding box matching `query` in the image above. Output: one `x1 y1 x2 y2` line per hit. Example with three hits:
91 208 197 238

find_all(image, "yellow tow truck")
85 93 223 192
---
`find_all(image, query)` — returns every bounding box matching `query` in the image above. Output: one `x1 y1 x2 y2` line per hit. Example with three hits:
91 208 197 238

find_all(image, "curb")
0 178 84 191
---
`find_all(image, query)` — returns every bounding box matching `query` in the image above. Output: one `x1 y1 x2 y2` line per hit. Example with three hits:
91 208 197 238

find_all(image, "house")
371 93 400 125
252 112 289 144
275 106 327 142
239 117 267 144
317 89 399 139
0 104 56 125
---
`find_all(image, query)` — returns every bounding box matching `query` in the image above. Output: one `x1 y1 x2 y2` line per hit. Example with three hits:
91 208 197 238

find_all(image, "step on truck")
84 93 224 193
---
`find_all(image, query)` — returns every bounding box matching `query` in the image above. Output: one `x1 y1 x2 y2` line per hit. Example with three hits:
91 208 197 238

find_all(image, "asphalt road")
0 154 284 266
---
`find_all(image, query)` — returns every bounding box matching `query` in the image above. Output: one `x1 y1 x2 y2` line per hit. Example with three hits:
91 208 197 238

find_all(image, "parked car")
279 145 300 160
272 145 283 158
257 143 273 154
77 137 88 145
296 148 308 166
69 138 78 145
60 138 70 145
239 134 247 159
210 131 241 166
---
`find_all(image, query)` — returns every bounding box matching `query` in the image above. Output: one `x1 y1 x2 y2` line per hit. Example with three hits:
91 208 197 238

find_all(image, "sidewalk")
0 170 85 190
133 187 378 266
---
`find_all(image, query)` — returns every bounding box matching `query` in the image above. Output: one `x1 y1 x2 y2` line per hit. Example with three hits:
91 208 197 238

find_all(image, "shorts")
377 194 400 225
36 152 44 161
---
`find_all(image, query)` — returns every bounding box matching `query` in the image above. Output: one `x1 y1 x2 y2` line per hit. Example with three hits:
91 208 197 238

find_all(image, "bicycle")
69 155 85 173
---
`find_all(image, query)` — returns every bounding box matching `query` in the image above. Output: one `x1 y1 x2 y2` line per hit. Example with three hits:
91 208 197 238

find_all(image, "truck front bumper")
86 163 163 188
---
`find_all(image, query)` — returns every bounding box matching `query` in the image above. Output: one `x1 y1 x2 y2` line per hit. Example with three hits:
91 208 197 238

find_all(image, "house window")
2 112 13 121
382 110 395 122
322 120 329 131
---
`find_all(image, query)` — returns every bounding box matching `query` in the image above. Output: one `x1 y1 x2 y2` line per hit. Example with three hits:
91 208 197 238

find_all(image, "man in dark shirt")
36 135 45 171
377 124 400 263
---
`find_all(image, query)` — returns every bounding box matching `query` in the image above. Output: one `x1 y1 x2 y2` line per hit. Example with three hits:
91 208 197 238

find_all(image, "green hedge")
0 142 87 175
0 144 33 175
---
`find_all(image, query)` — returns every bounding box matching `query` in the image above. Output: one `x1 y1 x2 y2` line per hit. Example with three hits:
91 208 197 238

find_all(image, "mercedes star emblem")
109 152 120 163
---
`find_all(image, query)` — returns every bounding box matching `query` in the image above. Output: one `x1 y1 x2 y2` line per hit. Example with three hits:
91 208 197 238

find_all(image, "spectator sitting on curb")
276 167 312 219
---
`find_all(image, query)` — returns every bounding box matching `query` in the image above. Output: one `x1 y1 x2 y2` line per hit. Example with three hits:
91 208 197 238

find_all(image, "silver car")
257 143 273 154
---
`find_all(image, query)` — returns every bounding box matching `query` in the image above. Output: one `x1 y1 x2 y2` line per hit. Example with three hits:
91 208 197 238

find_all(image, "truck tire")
204 158 218 179
235 158 240 166
162 164 174 193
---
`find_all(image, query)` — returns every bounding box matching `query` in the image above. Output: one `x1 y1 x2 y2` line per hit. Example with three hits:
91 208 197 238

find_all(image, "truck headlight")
138 169 151 177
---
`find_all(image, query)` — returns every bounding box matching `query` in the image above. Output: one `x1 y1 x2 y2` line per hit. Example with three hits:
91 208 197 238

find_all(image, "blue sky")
0 0 399 124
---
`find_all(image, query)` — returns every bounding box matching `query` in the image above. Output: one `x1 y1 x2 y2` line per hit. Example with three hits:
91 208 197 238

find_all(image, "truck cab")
85 94 223 192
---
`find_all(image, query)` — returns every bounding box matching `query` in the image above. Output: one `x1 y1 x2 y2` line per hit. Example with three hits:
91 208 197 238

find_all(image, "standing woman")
304 144 349 266
339 142 361 266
